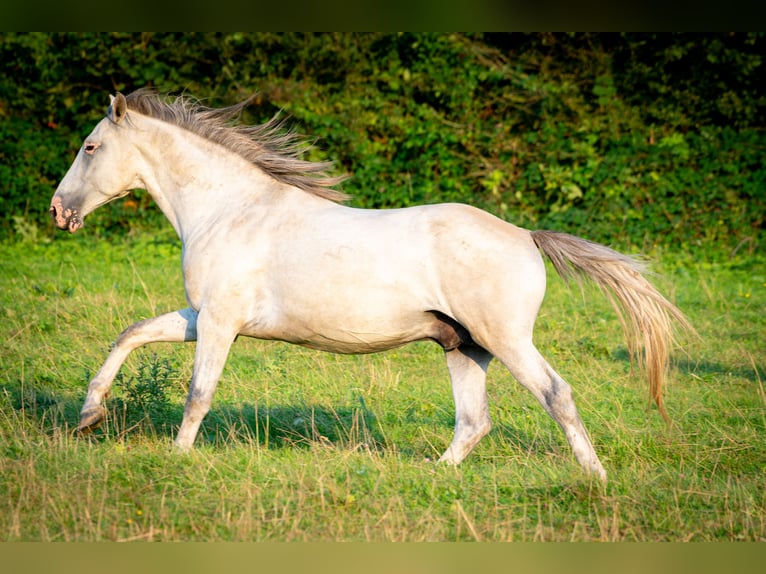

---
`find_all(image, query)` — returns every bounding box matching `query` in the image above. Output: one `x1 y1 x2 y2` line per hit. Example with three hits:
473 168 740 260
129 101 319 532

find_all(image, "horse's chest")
181 244 267 312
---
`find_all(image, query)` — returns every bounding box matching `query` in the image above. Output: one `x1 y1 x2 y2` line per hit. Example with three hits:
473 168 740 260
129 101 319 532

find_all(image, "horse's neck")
134 117 279 239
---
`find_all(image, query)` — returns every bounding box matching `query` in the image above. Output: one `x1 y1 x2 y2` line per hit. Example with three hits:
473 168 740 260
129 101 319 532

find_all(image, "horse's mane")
123 88 349 202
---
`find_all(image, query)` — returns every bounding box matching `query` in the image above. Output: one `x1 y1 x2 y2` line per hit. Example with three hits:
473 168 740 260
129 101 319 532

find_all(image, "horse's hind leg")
77 307 198 434
495 340 607 481
438 345 494 464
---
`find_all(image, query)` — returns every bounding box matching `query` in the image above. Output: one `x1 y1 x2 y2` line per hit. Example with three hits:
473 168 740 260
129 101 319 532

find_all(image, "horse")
50 89 691 481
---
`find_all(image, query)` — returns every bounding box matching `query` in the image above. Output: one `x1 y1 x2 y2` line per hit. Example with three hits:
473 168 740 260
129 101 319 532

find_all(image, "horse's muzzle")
50 196 83 233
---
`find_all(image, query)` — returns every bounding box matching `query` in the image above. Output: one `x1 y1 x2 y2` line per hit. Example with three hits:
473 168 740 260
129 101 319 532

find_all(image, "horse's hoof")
77 406 106 435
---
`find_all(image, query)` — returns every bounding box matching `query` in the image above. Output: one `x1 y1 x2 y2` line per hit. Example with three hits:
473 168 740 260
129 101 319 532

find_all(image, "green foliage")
1 33 764 253
612 32 766 128
115 353 181 432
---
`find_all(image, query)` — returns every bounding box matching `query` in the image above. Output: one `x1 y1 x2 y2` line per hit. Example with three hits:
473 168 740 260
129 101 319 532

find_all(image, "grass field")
1 230 764 541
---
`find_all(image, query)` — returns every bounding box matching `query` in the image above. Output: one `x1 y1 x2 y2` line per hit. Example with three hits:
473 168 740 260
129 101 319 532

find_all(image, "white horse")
50 90 690 481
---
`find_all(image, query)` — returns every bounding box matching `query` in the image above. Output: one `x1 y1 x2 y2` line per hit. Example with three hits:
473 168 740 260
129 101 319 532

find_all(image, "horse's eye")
84 141 101 155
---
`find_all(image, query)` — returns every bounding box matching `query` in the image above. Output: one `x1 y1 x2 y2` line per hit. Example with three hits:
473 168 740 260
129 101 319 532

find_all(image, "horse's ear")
107 92 127 124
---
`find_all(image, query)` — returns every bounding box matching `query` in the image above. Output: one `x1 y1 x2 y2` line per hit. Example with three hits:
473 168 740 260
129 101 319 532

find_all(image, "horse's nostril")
50 205 57 219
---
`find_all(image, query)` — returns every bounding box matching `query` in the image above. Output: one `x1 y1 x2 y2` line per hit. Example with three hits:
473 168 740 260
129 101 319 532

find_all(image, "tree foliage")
1 32 764 253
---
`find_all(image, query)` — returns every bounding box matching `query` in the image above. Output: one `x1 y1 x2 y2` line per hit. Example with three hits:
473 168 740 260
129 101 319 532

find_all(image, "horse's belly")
289 329 427 354
241 302 436 354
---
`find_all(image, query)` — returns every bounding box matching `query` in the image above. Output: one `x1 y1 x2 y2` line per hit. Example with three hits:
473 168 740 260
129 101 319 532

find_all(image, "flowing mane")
123 88 349 202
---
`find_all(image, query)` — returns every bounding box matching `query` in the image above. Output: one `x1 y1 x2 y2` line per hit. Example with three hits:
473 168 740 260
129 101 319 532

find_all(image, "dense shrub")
1 32 763 254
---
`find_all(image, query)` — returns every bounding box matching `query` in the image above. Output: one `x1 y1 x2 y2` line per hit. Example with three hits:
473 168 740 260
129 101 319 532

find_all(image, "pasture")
1 230 764 541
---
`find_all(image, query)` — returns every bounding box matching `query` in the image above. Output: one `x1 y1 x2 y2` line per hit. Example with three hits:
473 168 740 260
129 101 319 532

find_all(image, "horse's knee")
183 392 213 421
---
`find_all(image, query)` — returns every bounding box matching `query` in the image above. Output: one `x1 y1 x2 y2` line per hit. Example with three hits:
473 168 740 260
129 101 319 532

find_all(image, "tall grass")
1 233 764 541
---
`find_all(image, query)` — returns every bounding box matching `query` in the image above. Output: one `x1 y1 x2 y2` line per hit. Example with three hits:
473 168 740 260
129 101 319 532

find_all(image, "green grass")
1 231 764 541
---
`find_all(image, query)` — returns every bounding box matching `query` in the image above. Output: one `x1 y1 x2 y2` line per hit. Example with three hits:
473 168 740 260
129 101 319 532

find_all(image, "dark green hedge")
1 33 764 254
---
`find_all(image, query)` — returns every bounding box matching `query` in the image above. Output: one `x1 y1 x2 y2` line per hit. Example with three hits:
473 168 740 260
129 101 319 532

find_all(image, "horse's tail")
530 230 693 422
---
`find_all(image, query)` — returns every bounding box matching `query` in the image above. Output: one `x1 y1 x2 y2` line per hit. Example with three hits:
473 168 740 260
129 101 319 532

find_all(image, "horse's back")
322 201 546 312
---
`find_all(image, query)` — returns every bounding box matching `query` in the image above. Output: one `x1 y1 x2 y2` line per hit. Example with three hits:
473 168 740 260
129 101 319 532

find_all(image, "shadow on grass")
1 383 83 429
199 401 386 452
1 381 387 452
2 380 553 462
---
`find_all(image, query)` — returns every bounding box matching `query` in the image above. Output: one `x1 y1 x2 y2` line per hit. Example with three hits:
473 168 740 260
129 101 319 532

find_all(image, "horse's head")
50 93 143 233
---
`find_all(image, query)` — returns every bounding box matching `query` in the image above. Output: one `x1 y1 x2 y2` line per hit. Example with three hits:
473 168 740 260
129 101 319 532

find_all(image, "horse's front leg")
173 307 239 451
78 307 198 434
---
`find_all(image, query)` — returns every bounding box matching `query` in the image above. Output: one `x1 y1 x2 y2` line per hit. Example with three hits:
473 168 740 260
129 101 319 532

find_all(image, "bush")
115 353 182 434
1 33 764 254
